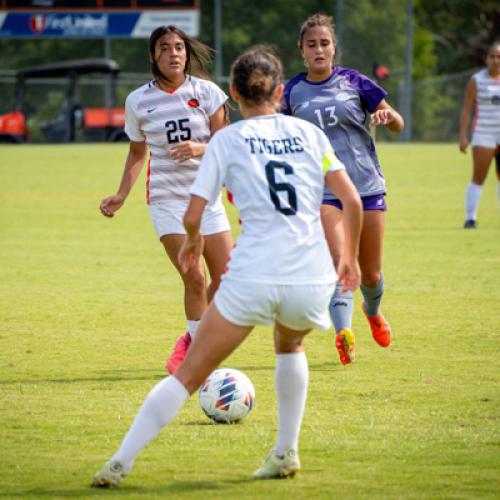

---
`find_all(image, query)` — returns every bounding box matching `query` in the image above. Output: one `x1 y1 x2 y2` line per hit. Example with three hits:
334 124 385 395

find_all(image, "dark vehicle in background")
0 58 126 143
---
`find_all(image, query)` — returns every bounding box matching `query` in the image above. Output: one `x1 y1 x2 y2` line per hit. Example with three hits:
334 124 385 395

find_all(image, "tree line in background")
0 0 498 141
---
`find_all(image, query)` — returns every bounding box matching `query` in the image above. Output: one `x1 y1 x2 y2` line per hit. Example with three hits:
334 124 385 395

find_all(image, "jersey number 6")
165 118 191 143
265 161 297 216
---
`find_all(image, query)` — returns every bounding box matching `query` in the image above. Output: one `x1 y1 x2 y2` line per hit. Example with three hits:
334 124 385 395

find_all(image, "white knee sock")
274 352 309 453
465 182 482 221
187 320 200 340
112 376 189 470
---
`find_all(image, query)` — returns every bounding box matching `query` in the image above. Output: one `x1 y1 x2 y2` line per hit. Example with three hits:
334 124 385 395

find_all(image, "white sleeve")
124 92 145 142
202 80 228 117
190 132 228 204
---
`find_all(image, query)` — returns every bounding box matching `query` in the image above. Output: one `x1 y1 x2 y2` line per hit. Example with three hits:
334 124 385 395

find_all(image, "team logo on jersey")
188 98 200 108
293 101 309 113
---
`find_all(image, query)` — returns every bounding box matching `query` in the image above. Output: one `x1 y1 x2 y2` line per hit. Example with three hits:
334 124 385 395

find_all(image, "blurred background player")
99 25 233 372
459 41 500 228
283 14 404 365
92 46 362 486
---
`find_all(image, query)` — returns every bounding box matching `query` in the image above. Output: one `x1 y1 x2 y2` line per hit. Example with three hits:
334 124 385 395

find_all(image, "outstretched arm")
100 140 148 217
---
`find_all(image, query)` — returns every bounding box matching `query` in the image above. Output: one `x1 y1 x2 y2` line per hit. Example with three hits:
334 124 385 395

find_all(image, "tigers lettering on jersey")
244 136 304 155
190 114 344 285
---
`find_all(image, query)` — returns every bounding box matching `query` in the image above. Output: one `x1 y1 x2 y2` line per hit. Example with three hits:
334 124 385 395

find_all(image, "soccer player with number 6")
99 25 233 372
283 14 404 365
92 46 362 486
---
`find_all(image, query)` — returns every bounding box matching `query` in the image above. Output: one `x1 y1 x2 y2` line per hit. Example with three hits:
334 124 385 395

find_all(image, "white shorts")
148 200 230 238
214 277 335 331
471 130 500 149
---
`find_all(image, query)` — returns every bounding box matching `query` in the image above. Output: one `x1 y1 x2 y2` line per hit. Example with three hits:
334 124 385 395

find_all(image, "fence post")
401 0 413 142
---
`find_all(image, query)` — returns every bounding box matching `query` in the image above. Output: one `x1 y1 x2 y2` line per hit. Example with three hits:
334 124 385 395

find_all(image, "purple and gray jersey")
283 66 387 200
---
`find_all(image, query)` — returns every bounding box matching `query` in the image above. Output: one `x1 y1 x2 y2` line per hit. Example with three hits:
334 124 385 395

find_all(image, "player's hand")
179 234 204 273
369 108 397 127
100 194 125 217
459 137 469 153
336 256 361 293
170 141 206 162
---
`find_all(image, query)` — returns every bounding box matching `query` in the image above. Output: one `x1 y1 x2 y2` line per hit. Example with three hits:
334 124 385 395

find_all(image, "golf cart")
0 58 126 143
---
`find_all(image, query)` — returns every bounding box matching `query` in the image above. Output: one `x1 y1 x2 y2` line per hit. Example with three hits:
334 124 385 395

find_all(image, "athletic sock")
187 320 200 340
329 282 354 333
465 182 482 221
112 376 189 470
360 274 385 317
274 352 308 453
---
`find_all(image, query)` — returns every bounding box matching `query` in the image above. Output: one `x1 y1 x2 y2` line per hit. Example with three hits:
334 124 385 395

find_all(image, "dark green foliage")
0 1 498 141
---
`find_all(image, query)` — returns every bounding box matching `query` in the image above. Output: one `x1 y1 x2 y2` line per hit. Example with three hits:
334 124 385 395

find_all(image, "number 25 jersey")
124 75 228 205
191 114 344 285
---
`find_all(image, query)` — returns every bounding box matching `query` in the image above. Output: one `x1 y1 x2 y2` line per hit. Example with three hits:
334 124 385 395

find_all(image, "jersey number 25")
165 118 191 143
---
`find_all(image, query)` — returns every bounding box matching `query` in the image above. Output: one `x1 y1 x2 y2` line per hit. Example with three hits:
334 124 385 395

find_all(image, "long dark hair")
149 25 214 82
231 46 283 106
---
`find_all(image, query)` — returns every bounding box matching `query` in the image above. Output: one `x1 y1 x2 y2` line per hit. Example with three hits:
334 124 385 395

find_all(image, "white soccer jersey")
473 69 500 136
125 75 228 205
191 113 345 285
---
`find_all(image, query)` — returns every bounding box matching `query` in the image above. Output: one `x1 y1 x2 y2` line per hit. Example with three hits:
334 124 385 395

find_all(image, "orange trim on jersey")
146 158 151 204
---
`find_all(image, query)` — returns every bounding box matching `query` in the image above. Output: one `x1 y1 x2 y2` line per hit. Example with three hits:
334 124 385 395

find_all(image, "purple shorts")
322 193 387 211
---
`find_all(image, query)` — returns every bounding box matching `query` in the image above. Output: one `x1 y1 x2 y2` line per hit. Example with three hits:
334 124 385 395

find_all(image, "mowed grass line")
0 143 498 499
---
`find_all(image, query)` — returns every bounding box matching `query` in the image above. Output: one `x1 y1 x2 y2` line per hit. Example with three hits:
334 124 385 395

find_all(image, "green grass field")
1 143 499 499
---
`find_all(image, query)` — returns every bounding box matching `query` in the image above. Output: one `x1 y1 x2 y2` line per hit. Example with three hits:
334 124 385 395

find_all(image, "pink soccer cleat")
166 332 192 374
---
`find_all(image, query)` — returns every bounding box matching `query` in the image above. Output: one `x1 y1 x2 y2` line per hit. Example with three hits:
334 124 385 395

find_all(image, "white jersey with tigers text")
125 75 228 205
191 114 344 285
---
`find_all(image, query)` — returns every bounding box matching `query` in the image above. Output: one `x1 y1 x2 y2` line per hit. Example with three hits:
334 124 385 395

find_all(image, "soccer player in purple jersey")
99 26 233 373
283 14 404 365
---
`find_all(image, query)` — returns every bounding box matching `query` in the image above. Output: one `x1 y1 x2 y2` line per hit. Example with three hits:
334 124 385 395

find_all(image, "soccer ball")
199 368 255 423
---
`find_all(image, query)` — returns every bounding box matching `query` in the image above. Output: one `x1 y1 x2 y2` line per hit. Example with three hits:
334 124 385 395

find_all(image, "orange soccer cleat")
166 331 192 374
362 304 391 347
335 328 356 365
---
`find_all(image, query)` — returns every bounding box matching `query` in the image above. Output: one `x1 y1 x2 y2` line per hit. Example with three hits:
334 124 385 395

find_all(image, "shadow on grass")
0 368 168 386
0 362 336 386
1 478 254 497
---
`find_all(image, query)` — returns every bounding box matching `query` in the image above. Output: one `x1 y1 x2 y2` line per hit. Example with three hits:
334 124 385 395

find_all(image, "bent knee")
181 269 206 294
361 272 381 287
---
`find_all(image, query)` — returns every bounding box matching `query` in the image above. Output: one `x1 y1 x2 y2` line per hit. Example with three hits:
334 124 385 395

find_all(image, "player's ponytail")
149 25 213 82
230 46 283 106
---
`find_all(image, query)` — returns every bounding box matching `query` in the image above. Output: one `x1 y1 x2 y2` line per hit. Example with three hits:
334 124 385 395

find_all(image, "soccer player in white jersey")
99 26 233 372
92 46 362 487
459 42 500 229
283 14 404 365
